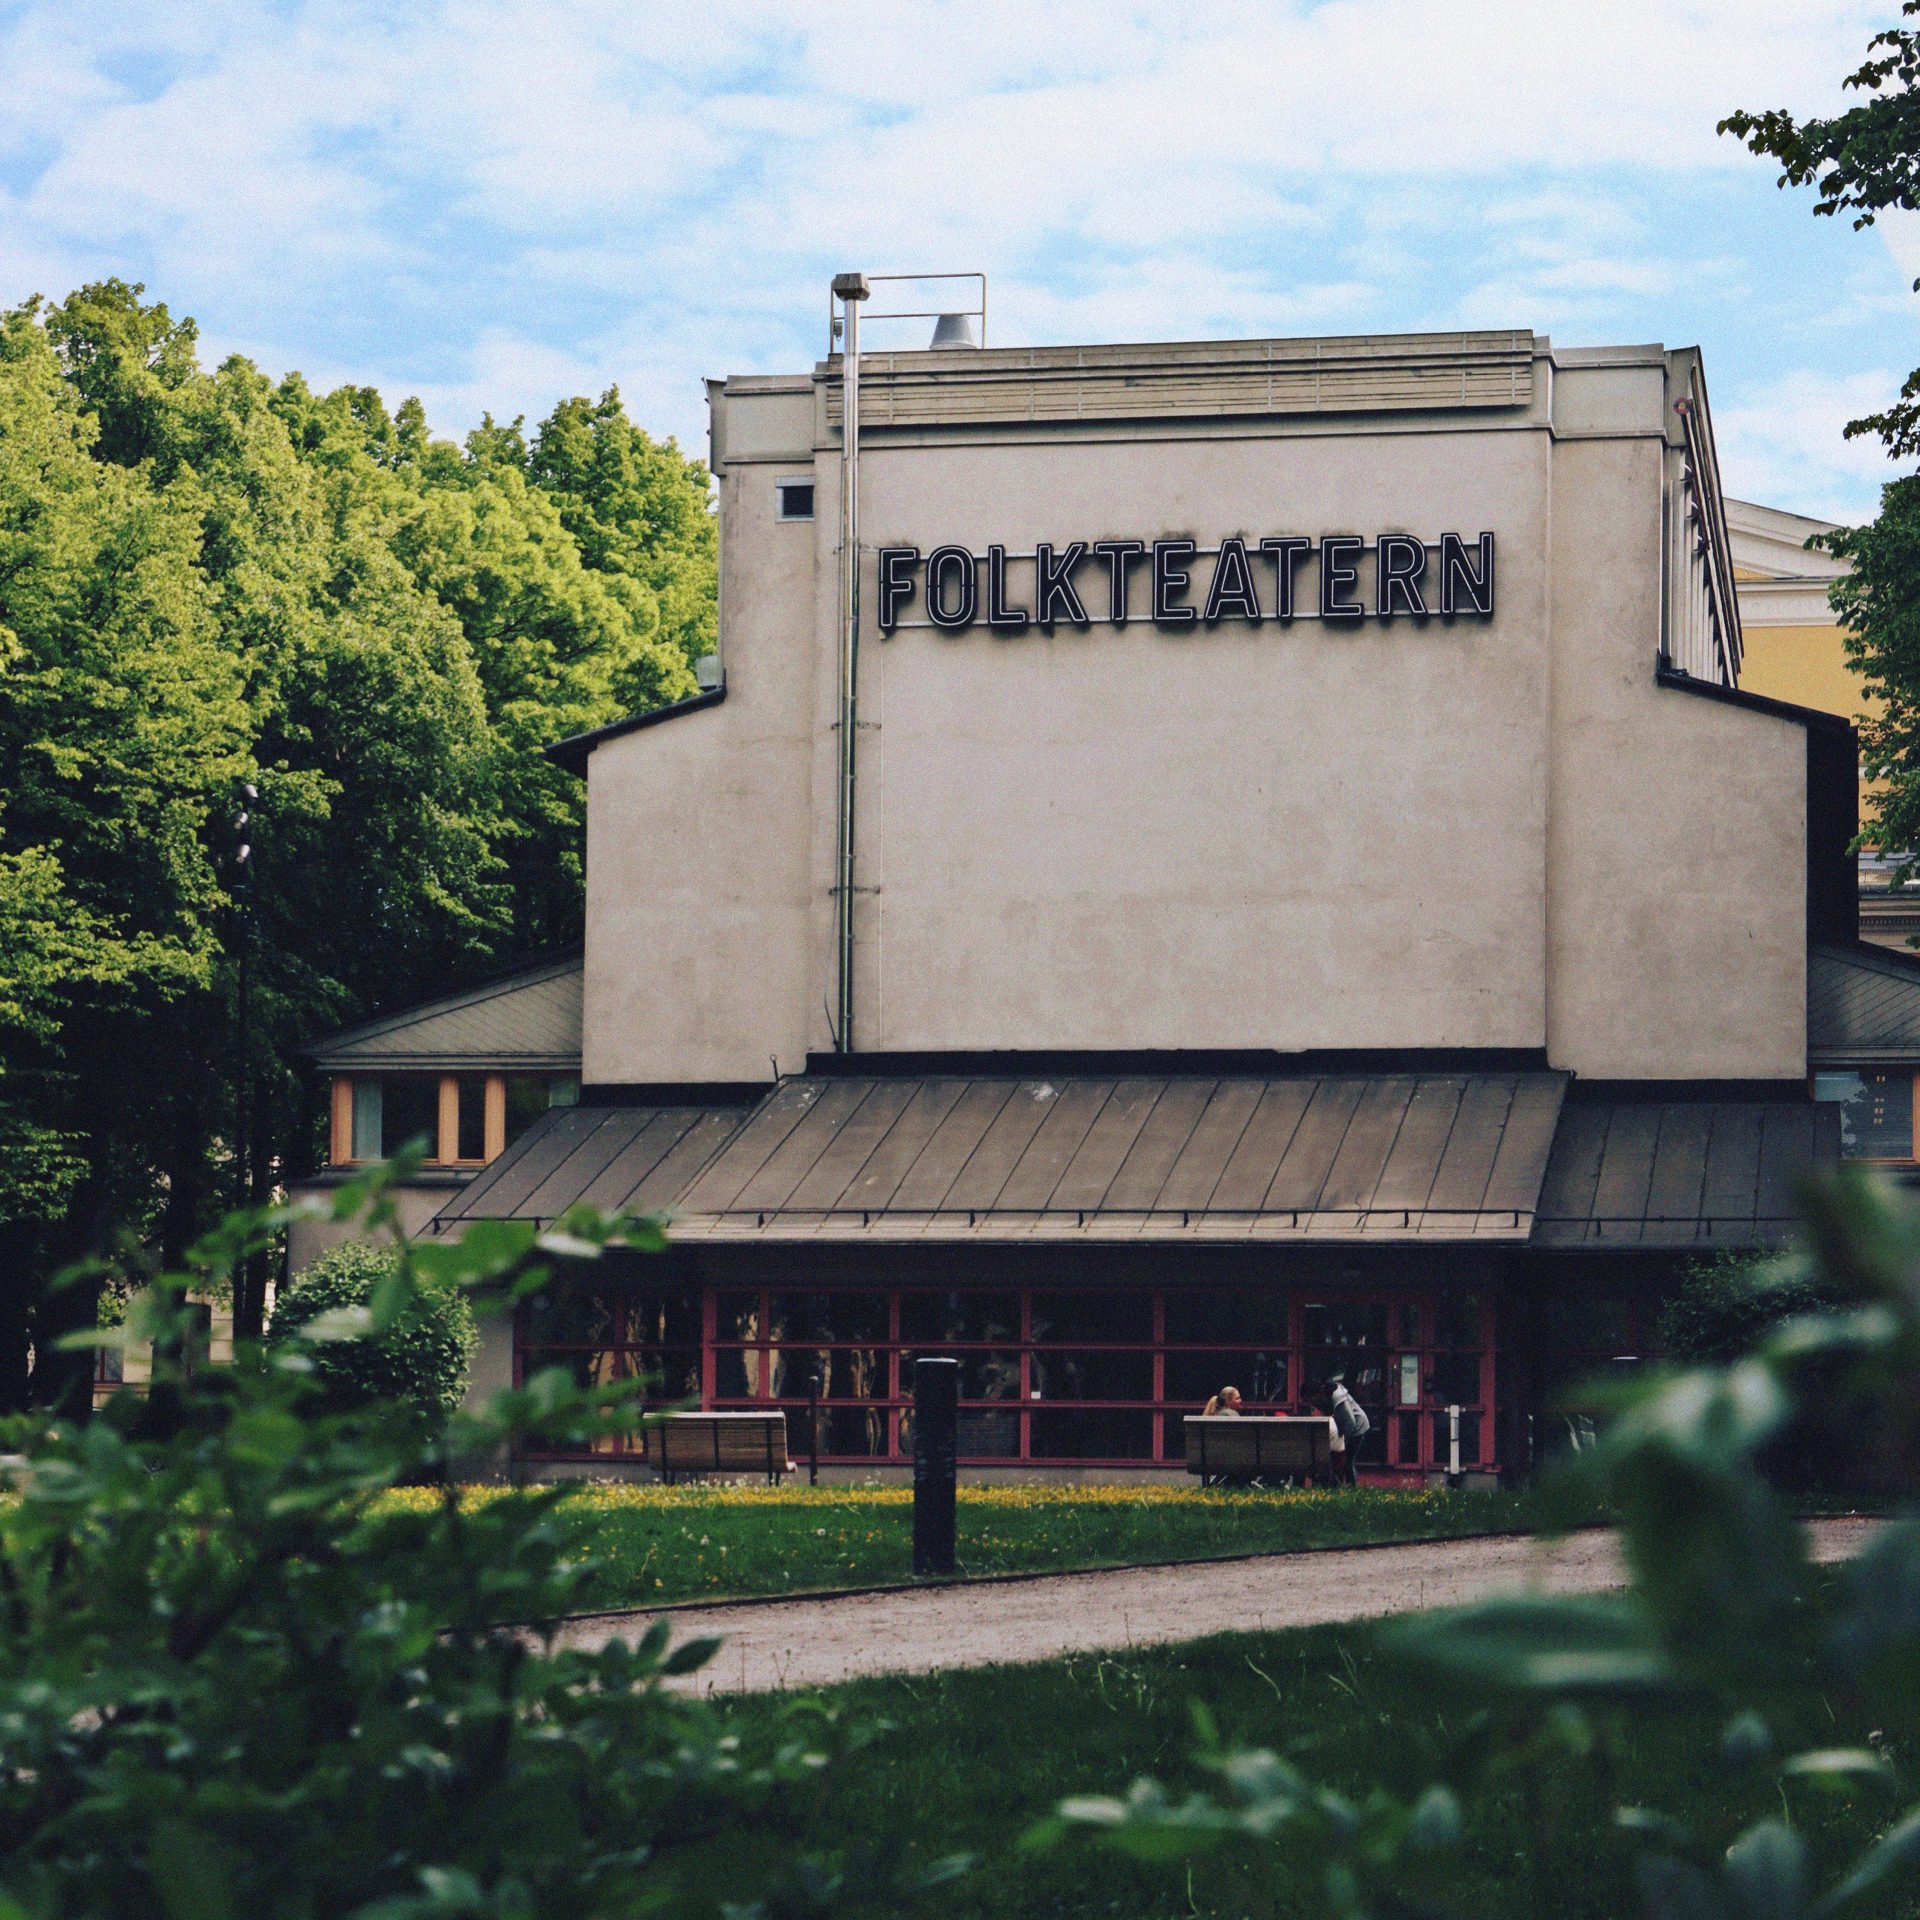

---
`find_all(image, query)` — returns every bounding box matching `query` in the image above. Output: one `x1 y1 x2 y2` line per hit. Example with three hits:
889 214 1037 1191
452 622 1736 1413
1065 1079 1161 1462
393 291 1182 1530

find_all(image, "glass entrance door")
1300 1293 1493 1476
1381 1290 1492 1475
1299 1297 1393 1468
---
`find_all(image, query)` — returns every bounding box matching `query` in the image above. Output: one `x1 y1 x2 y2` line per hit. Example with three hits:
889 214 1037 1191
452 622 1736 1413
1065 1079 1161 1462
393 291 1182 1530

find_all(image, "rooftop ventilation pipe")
829 270 870 1054
930 311 978 349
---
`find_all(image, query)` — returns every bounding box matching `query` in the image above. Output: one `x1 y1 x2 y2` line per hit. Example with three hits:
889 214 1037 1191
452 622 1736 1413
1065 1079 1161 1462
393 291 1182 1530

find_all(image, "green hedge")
270 1240 476 1419
1654 1250 1839 1365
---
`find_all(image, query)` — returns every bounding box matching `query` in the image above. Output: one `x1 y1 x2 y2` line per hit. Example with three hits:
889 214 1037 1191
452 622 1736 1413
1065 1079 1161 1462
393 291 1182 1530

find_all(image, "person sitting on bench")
1202 1385 1243 1417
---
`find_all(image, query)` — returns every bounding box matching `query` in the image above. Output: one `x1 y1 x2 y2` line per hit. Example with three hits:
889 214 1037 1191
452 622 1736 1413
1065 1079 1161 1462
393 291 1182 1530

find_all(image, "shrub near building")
1656 1251 1840 1366
270 1240 476 1421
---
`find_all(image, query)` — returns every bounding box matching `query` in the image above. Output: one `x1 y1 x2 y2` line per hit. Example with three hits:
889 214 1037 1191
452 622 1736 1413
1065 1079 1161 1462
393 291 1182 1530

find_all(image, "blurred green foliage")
1046 1166 1920 1917
0 1167 943 1919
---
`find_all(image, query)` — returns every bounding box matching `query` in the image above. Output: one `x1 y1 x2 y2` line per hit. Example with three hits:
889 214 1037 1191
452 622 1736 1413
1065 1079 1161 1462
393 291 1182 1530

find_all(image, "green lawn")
724 1618 1910 1919
389 1483 1586 1610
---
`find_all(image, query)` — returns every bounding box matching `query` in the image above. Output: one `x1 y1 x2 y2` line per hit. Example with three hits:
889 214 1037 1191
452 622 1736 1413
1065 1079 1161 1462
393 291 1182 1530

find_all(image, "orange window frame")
330 1072 509 1168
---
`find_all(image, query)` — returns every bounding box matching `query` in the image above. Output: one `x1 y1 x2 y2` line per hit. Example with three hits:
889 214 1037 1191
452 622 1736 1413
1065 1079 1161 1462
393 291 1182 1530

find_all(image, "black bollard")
912 1356 959 1577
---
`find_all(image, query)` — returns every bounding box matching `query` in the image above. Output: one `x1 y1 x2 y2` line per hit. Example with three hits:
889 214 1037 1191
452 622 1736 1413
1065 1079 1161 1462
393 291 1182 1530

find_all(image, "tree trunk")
28 1178 109 1421
0 1223 36 1416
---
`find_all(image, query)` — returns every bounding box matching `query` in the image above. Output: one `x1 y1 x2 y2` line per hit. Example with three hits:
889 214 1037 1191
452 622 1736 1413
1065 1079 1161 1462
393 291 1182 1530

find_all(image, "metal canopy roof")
439 1072 1571 1243
434 1103 748 1228
1533 1098 1838 1250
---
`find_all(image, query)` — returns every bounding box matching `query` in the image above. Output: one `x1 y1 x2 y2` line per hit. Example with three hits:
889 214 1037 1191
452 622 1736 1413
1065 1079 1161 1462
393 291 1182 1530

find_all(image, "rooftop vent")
930 311 978 350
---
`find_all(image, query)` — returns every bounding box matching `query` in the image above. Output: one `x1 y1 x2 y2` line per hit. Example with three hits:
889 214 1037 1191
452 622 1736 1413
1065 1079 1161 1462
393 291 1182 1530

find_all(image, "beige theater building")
299 302 1859 1482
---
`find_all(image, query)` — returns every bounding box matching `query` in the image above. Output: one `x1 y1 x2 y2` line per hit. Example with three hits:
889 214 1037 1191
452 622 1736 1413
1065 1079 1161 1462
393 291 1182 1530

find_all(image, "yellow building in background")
1726 499 1919 946
1728 498 1856 717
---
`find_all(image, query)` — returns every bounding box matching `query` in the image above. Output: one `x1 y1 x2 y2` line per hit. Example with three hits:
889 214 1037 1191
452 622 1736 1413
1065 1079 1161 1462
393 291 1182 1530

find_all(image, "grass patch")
723 1618 1910 1919
383 1483 1581 1609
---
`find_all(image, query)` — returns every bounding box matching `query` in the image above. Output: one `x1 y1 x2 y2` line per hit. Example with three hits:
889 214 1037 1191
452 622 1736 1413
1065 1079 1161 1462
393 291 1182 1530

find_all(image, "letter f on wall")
878 548 921 635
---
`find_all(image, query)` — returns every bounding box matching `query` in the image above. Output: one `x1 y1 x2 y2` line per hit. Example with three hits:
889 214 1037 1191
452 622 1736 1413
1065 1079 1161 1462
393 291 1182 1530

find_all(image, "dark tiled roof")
1534 1097 1837 1250
306 955 582 1072
1809 941 1920 1063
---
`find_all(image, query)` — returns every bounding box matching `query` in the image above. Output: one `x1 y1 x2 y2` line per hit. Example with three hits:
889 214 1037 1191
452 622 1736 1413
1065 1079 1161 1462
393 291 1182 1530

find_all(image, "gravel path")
554 1515 1880 1696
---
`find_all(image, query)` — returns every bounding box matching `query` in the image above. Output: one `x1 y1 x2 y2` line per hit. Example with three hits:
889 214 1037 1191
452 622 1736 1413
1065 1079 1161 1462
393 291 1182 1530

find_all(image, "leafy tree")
0 299 247 1407
0 1172 937 1918
387 447 694 950
1044 1166 1920 1917
529 389 718 674
1722 7 1920 459
1816 482 1920 870
0 280 715 1388
269 1238 476 1420
1721 13 1920 869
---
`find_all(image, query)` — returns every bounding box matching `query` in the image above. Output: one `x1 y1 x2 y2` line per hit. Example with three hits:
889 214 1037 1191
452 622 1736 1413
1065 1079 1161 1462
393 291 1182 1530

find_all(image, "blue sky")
2 0 1917 520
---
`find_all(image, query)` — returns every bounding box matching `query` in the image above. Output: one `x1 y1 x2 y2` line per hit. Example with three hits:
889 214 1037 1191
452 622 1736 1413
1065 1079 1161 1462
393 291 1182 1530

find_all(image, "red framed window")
516 1280 1502 1472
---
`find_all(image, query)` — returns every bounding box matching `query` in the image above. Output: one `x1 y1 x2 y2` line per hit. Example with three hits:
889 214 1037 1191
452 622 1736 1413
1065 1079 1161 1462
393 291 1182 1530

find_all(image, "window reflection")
518 1281 1502 1472
899 1292 1019 1344
1815 1069 1914 1161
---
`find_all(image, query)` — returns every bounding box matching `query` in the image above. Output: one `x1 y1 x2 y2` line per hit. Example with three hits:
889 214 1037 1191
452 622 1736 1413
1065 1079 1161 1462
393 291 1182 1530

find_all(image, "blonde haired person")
1202 1386 1243 1417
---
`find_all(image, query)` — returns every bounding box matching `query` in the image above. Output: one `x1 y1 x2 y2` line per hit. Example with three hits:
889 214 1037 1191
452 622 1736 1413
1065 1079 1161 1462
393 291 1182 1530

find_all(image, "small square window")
380 1076 439 1160
776 479 814 521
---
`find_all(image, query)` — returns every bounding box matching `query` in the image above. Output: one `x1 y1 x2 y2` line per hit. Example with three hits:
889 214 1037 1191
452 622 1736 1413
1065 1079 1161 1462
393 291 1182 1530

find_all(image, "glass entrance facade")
516 1275 1498 1475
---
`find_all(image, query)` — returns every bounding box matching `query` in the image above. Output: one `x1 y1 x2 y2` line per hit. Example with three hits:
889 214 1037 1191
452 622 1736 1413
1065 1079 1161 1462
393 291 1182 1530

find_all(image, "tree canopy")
1722 7 1920 869
0 279 713 1406
1722 4 1920 459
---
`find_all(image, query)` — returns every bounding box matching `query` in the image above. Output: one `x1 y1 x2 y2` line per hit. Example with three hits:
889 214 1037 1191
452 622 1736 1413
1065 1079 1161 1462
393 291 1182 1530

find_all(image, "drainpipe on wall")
831 271 870 1053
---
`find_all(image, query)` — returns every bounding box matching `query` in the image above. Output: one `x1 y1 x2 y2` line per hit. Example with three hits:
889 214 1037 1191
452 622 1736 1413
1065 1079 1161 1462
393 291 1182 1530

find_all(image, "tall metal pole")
231 781 262 1342
912 1356 958 1576
830 271 869 1054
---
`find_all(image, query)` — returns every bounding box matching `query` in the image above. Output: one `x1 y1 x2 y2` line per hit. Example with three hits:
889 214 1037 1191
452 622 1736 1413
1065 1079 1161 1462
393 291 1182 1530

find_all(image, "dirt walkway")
553 1515 1879 1696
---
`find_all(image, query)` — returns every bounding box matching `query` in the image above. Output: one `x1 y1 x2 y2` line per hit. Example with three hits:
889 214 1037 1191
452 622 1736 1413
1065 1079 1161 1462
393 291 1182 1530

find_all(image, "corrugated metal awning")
1533 1098 1838 1250
476 1072 1567 1244
433 1103 751 1228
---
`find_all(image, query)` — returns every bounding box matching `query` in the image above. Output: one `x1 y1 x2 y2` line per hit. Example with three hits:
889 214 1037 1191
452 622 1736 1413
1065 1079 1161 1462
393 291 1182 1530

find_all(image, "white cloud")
0 0 1909 468
1716 368 1904 521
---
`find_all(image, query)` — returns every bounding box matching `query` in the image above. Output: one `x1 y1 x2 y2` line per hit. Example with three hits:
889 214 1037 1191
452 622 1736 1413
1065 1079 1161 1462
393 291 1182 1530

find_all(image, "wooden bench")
1182 1415 1332 1485
648 1411 793 1486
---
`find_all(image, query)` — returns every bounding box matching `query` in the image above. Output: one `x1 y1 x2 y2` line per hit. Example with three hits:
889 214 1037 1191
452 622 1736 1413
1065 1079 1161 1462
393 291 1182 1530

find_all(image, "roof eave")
1655 664 1856 736
307 1051 582 1074
546 686 726 777
297 951 583 1061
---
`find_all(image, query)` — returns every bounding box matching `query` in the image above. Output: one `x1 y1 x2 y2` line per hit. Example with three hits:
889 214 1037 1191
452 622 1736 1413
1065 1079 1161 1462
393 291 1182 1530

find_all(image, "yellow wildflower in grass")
375 1482 1449 1517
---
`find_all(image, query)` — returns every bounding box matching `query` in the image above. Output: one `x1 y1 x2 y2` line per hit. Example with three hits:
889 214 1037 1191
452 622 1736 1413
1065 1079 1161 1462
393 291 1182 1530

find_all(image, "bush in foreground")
1657 1249 1839 1364
0 1169 937 1919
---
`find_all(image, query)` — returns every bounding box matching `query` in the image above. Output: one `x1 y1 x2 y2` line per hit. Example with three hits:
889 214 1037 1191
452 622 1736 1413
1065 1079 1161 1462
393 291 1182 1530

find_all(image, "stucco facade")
584 331 1813 1088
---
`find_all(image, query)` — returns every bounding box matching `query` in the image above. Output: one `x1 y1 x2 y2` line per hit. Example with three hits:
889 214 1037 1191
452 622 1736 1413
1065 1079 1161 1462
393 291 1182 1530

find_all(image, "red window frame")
516 1281 1503 1474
